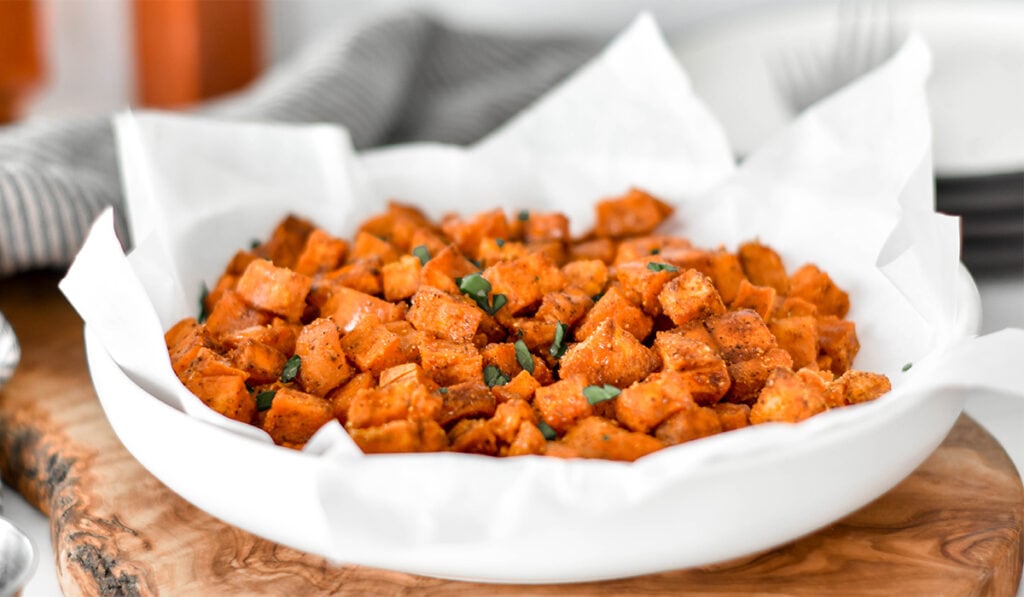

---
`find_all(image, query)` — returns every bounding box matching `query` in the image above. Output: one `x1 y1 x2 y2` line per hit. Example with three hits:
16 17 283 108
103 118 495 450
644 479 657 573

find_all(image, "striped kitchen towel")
0 10 600 278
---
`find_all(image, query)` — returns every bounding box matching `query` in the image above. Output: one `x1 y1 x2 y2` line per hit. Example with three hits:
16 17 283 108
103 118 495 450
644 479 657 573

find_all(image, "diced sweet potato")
294 228 348 276
294 318 354 396
484 252 565 316
261 387 334 447
261 215 314 269
789 264 850 318
614 236 674 266
350 231 400 265
349 419 448 453
379 362 438 391
205 290 273 339
358 201 435 251
570 238 617 264
507 422 547 456
491 370 541 403
658 269 726 327
318 258 383 297
226 250 259 276
406 286 483 343
615 371 696 433
749 367 828 424
712 402 750 431
725 347 793 404
509 318 559 352
817 316 860 375
770 316 819 370
708 250 747 304
322 286 406 333
235 259 312 322
205 273 237 314
523 211 570 243
652 332 730 405
185 373 254 423
526 240 569 266
230 339 287 384
437 381 497 427
616 260 679 316
730 279 776 322
339 316 407 376
166 318 209 376
559 416 664 462
419 337 483 386
448 419 499 455
221 318 298 355
738 241 789 294
654 405 722 445
489 399 538 444
326 371 375 425
575 286 652 342
533 375 593 434
381 255 422 301
593 188 674 238
444 209 511 258
561 259 609 297
534 287 594 327
826 370 891 407
346 381 442 429
419 244 480 294
560 319 659 388
773 296 819 320
707 309 778 363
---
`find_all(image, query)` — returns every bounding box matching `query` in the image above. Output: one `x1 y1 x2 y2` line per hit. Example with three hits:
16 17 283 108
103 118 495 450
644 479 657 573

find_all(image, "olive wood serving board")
1 271 1022 596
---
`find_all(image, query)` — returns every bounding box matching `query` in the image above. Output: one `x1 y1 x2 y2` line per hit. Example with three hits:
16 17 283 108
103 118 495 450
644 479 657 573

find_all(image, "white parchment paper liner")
60 14 1023 581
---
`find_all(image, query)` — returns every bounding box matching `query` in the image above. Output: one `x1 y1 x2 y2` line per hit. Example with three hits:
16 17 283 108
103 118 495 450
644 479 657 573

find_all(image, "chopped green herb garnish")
412 245 431 265
250 239 260 250
483 364 510 387
647 262 679 273
650 248 660 255
583 384 621 405
549 322 569 359
457 273 506 315
198 282 209 323
495 238 506 248
514 339 534 374
245 382 254 393
538 420 557 440
517 209 530 222
591 292 605 303
437 387 449 395
255 390 276 412
902 362 913 372
281 355 301 383
601 434 610 441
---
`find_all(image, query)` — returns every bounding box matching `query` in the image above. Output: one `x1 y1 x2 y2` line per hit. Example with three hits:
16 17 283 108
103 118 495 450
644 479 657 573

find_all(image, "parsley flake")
281 355 301 383
583 384 621 405
437 387 449 395
483 364 510 387
514 339 534 374
495 238 506 248
255 390 276 412
458 273 507 315
412 245 431 265
549 322 569 359
647 262 679 273
538 420 557 440
517 209 530 222
902 362 913 372
198 282 209 323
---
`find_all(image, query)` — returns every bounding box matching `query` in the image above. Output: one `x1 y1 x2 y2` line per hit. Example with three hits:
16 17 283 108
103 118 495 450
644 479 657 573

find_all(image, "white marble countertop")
4 274 1022 596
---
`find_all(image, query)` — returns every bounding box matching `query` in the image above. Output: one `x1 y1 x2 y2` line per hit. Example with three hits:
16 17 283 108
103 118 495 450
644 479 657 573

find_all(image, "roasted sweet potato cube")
535 287 593 326
319 258 383 297
738 241 789 294
409 227 449 257
575 286 652 342
817 316 860 375
561 259 609 296
658 269 726 327
708 250 746 304
381 255 422 301
184 373 255 423
205 273 237 314
652 332 730 405
616 260 679 316
712 402 750 431
477 238 530 268
205 290 273 339
294 228 348 276
560 417 664 462
614 236 671 265
437 381 497 427
407 286 482 343
790 264 850 318
346 382 442 429
561 319 660 388
526 240 569 266
379 362 438 391
419 244 480 294
533 375 593 433
773 296 819 320
770 315 819 370
261 387 333 447
654 405 722 445
349 419 448 453
322 286 406 333
448 419 499 455
707 309 778 363
491 370 541 403
725 347 793 404
507 422 547 456
294 318 354 396
615 372 696 433
441 208 510 259
326 371 375 424
750 367 828 424
489 399 538 444
230 339 287 384
358 202 435 251
484 252 565 315
226 250 259 276
570 238 616 264
593 188 674 238
730 279 777 321
480 343 519 376
166 318 209 375
508 318 558 352
223 318 298 355
261 215 314 269
419 337 483 386
826 370 891 407
339 317 406 376
235 259 312 322
522 211 570 243
350 230 400 265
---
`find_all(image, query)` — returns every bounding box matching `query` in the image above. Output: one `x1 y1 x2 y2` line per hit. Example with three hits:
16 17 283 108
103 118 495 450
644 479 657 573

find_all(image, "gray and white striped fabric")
0 11 600 278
